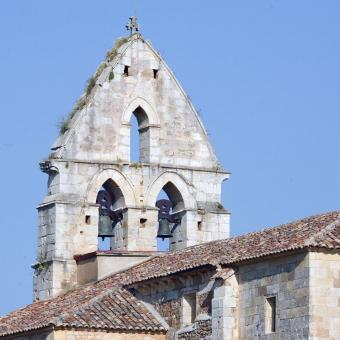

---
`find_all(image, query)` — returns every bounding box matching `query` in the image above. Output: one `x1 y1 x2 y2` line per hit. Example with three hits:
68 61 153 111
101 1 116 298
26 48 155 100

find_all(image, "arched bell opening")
96 179 126 251
130 106 150 163
156 182 185 251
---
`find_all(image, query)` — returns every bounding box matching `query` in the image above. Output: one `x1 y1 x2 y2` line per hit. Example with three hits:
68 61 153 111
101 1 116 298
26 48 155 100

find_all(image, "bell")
157 218 173 240
98 215 114 239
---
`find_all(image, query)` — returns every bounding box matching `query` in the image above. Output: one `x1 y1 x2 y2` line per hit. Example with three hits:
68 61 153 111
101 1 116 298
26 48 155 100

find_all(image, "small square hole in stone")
85 215 91 224
153 69 158 79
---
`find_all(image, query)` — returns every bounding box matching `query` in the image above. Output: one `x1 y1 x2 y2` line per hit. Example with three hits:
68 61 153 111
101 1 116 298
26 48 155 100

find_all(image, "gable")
51 34 220 169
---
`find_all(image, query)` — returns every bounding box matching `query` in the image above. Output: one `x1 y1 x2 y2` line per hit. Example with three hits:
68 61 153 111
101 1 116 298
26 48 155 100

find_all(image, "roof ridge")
162 210 340 255
227 210 340 242
305 217 340 247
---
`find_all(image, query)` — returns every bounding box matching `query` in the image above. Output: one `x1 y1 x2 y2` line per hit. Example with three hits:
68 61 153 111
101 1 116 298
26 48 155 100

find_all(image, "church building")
0 18 339 340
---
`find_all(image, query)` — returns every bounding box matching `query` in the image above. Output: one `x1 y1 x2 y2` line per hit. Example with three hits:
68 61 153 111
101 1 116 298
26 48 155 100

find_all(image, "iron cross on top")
126 16 139 36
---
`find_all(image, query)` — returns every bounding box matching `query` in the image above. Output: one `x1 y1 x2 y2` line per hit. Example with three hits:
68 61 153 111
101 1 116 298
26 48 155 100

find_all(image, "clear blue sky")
0 1 339 316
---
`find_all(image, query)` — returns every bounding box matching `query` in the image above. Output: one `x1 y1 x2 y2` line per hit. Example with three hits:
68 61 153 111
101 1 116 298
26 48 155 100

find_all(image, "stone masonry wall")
155 298 182 329
52 35 219 169
211 270 239 340
177 320 212 340
35 33 230 301
136 270 215 339
35 162 229 300
197 291 213 315
239 252 310 340
152 286 214 331
2 328 53 340
3 329 166 340
52 330 166 340
309 250 340 339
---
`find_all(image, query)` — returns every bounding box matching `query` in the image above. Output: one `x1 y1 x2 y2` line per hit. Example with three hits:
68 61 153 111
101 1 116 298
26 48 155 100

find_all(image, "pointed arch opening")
162 181 185 213
156 181 185 251
130 106 150 163
96 179 126 251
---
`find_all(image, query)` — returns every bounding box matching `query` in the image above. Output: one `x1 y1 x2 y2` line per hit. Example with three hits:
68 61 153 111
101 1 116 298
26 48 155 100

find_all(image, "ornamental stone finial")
125 16 139 36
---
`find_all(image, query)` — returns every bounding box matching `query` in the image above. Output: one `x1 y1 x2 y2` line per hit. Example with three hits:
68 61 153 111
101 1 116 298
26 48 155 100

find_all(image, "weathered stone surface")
177 320 212 340
239 253 310 340
52 330 166 340
309 251 340 339
34 33 230 300
212 269 239 340
3 329 166 340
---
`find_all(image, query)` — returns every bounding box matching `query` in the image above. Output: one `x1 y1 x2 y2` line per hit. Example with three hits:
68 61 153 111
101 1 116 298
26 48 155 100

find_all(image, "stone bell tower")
33 18 230 301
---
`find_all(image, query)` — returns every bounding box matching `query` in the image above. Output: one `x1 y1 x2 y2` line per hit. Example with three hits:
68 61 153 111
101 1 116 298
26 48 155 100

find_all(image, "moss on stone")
58 37 129 135
109 70 114 81
95 62 107 77
58 118 70 134
58 97 87 135
85 76 96 96
37 262 46 273
106 37 129 61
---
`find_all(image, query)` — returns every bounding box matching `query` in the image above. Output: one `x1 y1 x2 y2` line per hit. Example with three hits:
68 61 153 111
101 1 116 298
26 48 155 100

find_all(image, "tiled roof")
0 285 166 336
120 210 340 284
0 211 339 337
55 288 164 331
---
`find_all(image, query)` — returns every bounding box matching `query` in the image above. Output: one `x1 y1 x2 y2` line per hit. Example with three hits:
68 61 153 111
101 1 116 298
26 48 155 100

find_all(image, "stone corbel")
39 160 59 174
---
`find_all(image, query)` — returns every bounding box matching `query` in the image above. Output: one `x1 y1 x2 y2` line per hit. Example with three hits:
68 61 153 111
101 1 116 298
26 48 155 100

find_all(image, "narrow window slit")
124 65 129 76
265 296 277 333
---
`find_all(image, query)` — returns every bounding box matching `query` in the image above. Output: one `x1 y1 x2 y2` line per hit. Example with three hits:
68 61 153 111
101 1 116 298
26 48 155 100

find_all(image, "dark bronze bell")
157 218 173 240
98 215 114 239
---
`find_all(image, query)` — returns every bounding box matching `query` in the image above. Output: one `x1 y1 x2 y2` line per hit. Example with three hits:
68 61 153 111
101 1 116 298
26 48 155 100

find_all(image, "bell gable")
51 34 221 170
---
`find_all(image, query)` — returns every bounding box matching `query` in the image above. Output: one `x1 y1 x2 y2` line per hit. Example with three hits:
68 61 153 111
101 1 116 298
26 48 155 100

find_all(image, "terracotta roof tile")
120 211 340 284
54 289 162 331
0 285 166 336
0 210 339 337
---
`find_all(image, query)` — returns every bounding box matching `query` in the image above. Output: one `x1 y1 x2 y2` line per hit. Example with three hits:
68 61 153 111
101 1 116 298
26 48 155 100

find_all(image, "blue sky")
0 1 339 315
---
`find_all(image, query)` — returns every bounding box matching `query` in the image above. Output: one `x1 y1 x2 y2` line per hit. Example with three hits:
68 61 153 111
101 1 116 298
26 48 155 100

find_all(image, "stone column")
212 268 239 340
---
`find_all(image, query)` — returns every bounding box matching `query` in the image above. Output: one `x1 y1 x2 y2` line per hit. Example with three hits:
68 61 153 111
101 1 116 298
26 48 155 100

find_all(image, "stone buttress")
34 33 230 300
